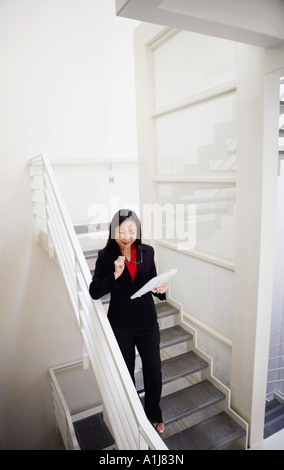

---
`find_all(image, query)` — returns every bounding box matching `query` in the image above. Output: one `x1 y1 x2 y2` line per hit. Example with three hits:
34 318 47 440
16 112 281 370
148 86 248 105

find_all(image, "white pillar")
231 44 280 447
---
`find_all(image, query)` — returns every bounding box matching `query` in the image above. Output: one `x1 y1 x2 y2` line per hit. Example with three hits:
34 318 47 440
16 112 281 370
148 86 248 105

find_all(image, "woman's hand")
114 256 125 280
154 283 168 294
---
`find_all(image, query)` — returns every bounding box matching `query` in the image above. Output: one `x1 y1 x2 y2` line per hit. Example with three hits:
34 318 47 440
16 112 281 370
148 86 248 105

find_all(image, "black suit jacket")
89 243 166 330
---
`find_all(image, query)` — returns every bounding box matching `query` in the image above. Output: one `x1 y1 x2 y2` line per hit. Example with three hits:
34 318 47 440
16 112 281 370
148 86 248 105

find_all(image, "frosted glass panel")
158 245 234 338
153 30 236 110
157 182 235 259
280 82 284 152
156 93 236 175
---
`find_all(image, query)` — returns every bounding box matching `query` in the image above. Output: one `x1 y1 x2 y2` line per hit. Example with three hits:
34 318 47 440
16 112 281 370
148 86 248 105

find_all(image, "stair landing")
73 412 115 450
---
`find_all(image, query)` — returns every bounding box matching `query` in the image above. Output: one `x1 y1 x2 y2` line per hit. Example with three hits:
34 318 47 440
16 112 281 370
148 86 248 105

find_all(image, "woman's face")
115 219 137 251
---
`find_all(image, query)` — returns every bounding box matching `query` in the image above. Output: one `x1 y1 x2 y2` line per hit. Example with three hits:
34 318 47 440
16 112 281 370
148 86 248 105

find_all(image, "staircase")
264 397 284 440
72 84 284 449
144 302 246 450
29 154 247 450
73 235 247 451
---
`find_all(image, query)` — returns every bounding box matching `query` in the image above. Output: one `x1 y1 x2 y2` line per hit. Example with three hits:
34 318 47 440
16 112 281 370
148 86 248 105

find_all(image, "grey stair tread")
74 224 106 234
101 293 111 304
74 224 89 234
73 412 114 450
84 249 99 259
264 410 284 439
265 400 284 420
265 405 284 424
161 379 226 424
155 302 179 319
135 351 208 392
164 411 246 450
265 398 282 412
264 399 284 438
264 416 284 439
280 128 284 135
161 351 209 384
160 325 192 349
87 294 179 310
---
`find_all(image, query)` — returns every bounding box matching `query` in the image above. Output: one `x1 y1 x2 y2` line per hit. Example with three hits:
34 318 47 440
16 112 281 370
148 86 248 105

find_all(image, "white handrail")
29 154 167 450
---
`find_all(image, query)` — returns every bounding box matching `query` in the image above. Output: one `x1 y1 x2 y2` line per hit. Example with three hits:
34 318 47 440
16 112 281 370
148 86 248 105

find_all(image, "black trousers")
111 322 163 423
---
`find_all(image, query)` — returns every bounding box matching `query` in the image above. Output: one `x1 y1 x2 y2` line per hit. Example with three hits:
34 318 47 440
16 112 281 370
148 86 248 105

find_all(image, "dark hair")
105 209 142 248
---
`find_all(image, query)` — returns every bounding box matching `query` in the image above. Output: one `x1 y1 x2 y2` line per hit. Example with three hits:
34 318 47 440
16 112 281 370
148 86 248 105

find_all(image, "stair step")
264 412 284 439
264 399 284 438
160 325 193 349
161 379 225 425
280 101 284 114
73 412 114 450
135 351 208 393
265 399 284 419
74 224 109 235
86 294 180 312
74 224 89 235
101 293 111 304
155 302 179 319
265 404 284 423
280 128 284 136
161 351 209 384
164 411 246 450
265 398 280 412
84 249 98 260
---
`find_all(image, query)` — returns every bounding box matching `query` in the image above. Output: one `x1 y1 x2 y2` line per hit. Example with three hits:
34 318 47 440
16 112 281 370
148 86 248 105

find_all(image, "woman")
89 209 167 433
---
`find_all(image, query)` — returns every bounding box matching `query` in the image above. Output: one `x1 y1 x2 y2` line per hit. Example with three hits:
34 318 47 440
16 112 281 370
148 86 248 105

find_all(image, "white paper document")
130 268 177 300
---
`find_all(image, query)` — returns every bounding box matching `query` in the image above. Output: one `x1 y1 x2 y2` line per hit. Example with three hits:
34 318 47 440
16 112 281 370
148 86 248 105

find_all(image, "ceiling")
115 0 284 48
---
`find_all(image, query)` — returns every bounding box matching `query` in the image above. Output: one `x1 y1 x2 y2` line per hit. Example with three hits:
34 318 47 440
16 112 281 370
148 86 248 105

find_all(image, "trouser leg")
111 326 136 384
135 323 163 423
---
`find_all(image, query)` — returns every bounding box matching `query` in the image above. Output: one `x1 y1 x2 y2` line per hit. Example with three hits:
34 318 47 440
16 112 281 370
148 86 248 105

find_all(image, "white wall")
0 0 139 449
53 161 140 226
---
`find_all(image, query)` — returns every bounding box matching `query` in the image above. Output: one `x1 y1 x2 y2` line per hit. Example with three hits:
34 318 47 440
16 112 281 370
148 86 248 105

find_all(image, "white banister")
29 153 167 450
